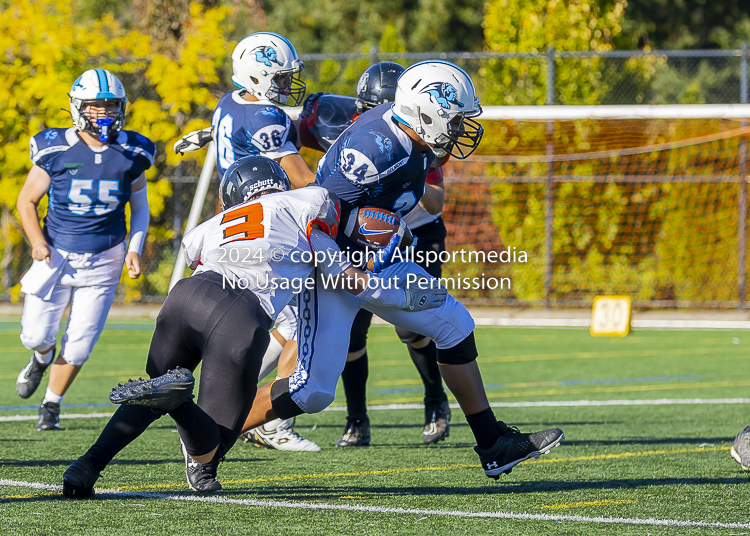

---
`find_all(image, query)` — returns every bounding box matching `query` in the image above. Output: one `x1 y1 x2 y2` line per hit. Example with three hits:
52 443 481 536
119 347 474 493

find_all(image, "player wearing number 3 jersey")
61 156 444 497
175 31 319 449
15 69 154 432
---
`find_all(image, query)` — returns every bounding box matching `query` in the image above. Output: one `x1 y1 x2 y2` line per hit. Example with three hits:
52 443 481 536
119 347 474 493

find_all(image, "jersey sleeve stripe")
261 140 298 161
31 145 70 165
120 143 155 166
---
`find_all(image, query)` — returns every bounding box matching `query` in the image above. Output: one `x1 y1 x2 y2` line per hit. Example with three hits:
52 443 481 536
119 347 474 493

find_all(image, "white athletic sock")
42 387 63 405
257 337 284 382
261 418 283 432
34 348 54 365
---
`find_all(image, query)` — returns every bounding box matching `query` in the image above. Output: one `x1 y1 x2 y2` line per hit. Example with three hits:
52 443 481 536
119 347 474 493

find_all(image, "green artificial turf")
1 321 749 535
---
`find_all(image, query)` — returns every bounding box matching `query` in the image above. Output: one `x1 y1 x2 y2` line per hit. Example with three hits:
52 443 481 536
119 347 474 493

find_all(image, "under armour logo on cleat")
486 461 498 469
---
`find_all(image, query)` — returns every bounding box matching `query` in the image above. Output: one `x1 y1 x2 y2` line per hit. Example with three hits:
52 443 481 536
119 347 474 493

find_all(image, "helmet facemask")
72 98 127 143
436 106 484 159
266 67 306 106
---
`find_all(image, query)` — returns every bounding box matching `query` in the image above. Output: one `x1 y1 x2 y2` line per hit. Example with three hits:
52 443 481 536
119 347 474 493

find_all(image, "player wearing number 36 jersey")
211 91 299 181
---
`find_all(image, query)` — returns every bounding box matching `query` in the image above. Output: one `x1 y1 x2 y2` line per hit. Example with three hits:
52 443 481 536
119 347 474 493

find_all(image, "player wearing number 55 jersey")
15 69 153 432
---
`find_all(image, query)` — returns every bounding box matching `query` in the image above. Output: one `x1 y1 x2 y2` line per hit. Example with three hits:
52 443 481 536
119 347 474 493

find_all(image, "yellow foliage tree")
0 0 232 299
482 0 626 105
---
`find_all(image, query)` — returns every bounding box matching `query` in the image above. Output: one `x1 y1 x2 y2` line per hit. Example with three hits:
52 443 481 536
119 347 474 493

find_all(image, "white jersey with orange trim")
181 186 342 321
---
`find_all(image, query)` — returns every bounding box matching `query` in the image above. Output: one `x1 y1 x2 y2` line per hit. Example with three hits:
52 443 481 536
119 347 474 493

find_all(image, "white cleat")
243 418 322 452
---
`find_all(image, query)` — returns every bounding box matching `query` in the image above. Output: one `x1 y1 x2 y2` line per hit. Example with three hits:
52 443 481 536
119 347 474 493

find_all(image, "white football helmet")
392 61 483 159
231 32 306 106
69 69 127 142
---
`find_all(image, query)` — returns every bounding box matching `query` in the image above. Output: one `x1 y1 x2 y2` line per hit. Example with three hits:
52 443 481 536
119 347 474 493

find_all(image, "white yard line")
1 479 748 529
2 398 750 422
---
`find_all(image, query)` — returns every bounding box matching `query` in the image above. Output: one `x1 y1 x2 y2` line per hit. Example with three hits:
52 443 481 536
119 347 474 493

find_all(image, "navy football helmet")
356 62 405 112
220 156 292 210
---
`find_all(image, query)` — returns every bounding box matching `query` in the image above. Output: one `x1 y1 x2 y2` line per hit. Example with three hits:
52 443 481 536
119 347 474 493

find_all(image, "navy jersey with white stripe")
211 91 299 180
315 103 434 251
30 127 155 254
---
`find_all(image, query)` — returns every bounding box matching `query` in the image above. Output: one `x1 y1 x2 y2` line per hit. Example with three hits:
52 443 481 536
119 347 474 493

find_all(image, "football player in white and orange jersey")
62 156 445 498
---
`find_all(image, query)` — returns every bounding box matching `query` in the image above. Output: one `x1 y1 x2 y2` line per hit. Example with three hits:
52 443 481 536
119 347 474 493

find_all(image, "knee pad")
436 332 478 365
270 377 305 420
348 310 373 352
394 326 429 346
297 391 335 414
58 352 89 367
19 332 56 353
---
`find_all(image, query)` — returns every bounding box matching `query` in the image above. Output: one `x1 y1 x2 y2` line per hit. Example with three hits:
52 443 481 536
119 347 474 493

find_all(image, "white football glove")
174 127 213 155
400 275 447 311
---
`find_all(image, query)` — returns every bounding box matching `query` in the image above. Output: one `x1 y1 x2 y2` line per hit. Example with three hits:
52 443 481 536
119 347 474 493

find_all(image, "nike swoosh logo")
359 224 391 236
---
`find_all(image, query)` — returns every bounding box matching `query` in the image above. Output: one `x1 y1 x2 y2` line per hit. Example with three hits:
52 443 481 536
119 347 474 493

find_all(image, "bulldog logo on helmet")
253 46 283 67
420 82 464 109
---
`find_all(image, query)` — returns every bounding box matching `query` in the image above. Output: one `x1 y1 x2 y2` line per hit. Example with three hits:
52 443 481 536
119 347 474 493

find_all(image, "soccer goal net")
442 104 750 308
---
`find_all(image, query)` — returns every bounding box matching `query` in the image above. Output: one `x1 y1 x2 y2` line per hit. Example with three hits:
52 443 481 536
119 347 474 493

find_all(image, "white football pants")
20 242 125 366
289 261 475 413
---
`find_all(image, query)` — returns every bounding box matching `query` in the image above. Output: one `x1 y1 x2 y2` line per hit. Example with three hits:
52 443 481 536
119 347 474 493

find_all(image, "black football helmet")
356 62 406 112
220 156 292 210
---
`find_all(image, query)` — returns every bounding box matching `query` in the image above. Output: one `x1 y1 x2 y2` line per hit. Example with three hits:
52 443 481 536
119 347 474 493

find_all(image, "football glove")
370 234 401 273
401 275 447 311
174 127 213 155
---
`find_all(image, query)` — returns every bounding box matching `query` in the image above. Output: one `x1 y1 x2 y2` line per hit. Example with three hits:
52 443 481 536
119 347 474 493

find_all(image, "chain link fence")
11 48 750 304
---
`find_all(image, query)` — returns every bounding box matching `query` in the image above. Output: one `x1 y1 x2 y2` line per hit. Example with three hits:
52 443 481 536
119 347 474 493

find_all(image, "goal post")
167 105 750 310
441 104 750 309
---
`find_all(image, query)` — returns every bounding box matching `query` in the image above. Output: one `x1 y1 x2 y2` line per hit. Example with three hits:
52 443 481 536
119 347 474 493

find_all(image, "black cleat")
474 422 564 479
37 401 62 431
109 367 194 412
335 419 371 447
17 350 54 399
422 399 451 445
63 455 100 499
180 439 222 492
731 425 750 470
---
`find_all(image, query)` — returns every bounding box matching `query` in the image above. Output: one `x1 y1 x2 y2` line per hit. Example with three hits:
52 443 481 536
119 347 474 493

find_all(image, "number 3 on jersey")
221 203 266 244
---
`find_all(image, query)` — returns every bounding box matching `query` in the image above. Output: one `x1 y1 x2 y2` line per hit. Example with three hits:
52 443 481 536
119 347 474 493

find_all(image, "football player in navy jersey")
297 62 453 448
239 61 565 481
15 69 154 431
175 31 320 451
175 31 314 187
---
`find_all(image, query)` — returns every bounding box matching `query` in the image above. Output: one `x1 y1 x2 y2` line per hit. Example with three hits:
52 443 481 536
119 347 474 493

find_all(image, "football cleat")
474 423 564 480
242 418 322 452
422 399 451 445
109 367 194 412
37 401 62 431
731 425 750 470
180 439 222 492
334 419 371 447
17 350 54 399
63 455 100 499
